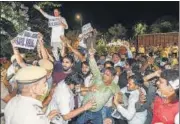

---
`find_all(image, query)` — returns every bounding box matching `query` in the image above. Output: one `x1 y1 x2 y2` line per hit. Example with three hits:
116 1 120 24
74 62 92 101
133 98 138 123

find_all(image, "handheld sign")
82 23 93 35
14 30 38 50
48 17 61 27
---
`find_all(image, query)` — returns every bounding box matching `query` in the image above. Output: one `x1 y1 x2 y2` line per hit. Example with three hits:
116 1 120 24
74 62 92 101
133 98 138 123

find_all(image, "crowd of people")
1 6 179 124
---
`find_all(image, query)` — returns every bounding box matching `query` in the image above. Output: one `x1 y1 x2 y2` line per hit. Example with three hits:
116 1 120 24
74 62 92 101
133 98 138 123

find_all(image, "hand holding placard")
13 30 38 50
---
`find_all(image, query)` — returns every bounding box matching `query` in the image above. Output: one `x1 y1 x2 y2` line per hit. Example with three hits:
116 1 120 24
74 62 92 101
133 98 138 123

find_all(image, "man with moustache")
53 55 74 84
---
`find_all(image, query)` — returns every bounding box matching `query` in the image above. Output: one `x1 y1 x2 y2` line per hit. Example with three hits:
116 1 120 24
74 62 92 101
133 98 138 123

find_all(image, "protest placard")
82 23 93 35
14 30 38 50
48 17 61 27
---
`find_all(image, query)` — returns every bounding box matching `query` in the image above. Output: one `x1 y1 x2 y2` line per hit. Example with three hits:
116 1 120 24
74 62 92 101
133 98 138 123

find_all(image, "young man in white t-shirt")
34 5 68 61
45 72 96 124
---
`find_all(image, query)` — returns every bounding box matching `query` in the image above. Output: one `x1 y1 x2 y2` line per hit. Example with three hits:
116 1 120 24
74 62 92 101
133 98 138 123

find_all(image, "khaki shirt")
5 95 50 124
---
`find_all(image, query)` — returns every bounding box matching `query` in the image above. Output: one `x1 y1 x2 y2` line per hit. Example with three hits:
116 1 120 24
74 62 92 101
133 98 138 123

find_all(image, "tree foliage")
96 39 107 56
133 23 147 37
150 16 178 33
108 23 127 40
0 2 29 57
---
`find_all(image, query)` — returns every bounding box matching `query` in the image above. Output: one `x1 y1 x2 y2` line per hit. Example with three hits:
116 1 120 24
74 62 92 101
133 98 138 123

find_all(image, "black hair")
104 61 114 68
112 53 120 58
64 72 84 85
161 69 179 84
161 57 168 62
161 69 179 99
126 58 136 67
104 67 116 76
131 60 142 72
149 52 154 57
62 55 74 64
118 71 128 88
54 8 60 12
129 73 144 86
81 60 89 67
175 88 179 99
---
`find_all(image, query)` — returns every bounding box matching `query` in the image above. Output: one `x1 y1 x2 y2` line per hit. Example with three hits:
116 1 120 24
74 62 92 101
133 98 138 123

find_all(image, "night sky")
23 1 179 32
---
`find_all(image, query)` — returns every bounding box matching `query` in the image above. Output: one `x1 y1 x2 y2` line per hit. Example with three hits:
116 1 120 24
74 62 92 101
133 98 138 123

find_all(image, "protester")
34 5 68 61
1 5 179 124
113 74 147 124
45 72 96 124
151 69 179 124
53 55 74 84
76 48 120 124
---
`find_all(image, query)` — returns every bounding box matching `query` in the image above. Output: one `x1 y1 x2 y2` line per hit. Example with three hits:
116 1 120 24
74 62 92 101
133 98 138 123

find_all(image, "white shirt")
113 75 119 84
175 112 179 124
41 11 68 43
45 80 74 124
5 95 49 124
78 74 93 107
117 87 147 124
84 74 93 87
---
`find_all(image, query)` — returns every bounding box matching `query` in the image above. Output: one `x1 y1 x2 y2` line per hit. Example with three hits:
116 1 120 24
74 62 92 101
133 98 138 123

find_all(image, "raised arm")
143 70 161 87
45 48 54 62
33 5 53 19
11 39 26 68
88 48 102 83
67 43 86 62
140 57 154 73
60 36 85 61
37 33 48 59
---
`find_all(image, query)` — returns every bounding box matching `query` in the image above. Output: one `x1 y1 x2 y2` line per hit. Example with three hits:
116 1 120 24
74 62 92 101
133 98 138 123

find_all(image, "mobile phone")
111 109 121 119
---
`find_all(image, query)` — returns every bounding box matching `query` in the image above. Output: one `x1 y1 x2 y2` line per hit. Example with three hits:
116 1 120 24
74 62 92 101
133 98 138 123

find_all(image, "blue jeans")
101 106 113 120
76 110 103 124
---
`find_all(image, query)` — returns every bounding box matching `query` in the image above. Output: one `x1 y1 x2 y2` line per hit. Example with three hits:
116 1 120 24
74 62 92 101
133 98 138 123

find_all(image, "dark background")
23 1 179 31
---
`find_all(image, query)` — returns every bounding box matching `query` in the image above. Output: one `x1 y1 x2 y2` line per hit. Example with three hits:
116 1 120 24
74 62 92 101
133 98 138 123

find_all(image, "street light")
75 14 82 26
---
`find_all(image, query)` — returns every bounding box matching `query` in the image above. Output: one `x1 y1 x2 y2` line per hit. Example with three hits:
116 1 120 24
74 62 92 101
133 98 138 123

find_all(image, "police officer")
4 66 59 124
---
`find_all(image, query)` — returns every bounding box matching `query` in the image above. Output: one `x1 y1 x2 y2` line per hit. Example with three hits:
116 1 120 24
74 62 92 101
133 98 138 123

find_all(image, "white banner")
14 30 38 50
82 23 93 35
48 17 61 27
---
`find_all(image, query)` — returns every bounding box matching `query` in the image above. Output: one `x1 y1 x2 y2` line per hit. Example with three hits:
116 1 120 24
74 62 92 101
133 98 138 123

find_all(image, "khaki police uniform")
4 66 50 124
38 59 53 71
